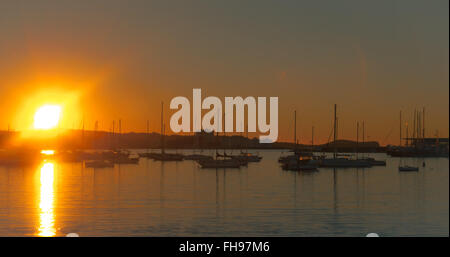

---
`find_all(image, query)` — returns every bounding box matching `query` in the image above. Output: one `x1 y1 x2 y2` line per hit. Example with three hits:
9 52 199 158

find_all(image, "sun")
33 105 62 130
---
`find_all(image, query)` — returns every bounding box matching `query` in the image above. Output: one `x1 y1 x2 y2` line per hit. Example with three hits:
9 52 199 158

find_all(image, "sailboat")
138 120 158 158
319 104 371 168
226 125 262 163
280 110 319 171
110 120 139 164
85 159 114 168
356 121 386 166
196 111 241 169
152 102 184 162
184 118 213 161
197 133 241 169
398 165 419 172
398 153 418 172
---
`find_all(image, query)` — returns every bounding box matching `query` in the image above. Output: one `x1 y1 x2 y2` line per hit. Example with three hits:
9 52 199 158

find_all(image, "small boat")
279 154 297 164
398 165 419 172
197 158 241 169
320 158 371 168
152 153 184 161
218 153 248 166
279 110 314 166
153 102 185 162
281 157 319 171
85 160 114 168
112 155 140 164
230 153 262 163
359 157 386 166
138 152 159 158
183 154 213 161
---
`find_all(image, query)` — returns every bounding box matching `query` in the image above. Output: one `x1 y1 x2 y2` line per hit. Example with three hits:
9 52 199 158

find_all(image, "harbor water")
0 150 448 236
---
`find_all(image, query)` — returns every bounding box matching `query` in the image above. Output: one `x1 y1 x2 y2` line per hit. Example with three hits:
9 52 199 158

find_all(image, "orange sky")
0 0 448 145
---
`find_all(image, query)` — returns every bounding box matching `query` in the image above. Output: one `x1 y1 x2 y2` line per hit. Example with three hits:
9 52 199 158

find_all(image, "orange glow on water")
38 162 56 237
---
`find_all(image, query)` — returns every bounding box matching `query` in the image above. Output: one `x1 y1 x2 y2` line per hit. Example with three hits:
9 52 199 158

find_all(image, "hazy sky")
0 0 448 144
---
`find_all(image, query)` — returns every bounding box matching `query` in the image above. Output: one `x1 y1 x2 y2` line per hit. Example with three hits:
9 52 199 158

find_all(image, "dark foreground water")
0 150 448 236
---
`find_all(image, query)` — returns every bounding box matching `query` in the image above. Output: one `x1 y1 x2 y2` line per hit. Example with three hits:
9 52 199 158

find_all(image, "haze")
0 0 448 145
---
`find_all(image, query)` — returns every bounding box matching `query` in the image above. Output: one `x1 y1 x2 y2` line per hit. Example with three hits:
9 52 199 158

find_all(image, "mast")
246 122 249 154
362 121 365 158
422 107 425 141
146 120 150 153
112 120 115 150
81 119 85 149
413 109 416 145
399 111 402 147
222 107 226 156
118 119 122 150
311 126 314 152
406 122 409 147
333 104 337 159
356 121 359 160
161 102 164 154
417 110 420 141
294 110 297 148
417 110 422 139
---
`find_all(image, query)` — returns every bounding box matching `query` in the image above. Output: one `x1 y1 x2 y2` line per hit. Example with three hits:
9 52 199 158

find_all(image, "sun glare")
33 105 62 130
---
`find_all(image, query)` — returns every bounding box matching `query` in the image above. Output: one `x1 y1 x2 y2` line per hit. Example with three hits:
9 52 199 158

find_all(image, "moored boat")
197 158 241 169
85 160 114 168
183 154 213 161
281 156 319 171
398 165 419 172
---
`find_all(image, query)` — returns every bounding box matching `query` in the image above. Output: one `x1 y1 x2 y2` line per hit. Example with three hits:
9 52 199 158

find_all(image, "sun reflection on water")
40 150 55 155
38 161 56 237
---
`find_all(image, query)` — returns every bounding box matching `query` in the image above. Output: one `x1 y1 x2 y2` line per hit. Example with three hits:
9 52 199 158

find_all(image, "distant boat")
112 154 140 164
319 104 371 168
279 110 319 171
183 154 213 161
197 158 241 169
183 133 214 161
279 151 318 163
153 153 184 161
217 152 248 166
230 152 262 163
359 157 386 166
196 113 242 169
398 154 418 172
85 160 114 168
232 129 262 163
152 102 185 162
398 165 419 172
320 158 371 168
355 121 385 165
281 156 318 171
138 152 159 158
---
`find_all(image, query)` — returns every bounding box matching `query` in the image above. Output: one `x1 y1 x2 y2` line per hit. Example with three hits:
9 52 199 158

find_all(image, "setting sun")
33 105 62 130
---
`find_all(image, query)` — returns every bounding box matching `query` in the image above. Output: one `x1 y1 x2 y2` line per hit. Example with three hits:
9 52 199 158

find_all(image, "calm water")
0 150 448 237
